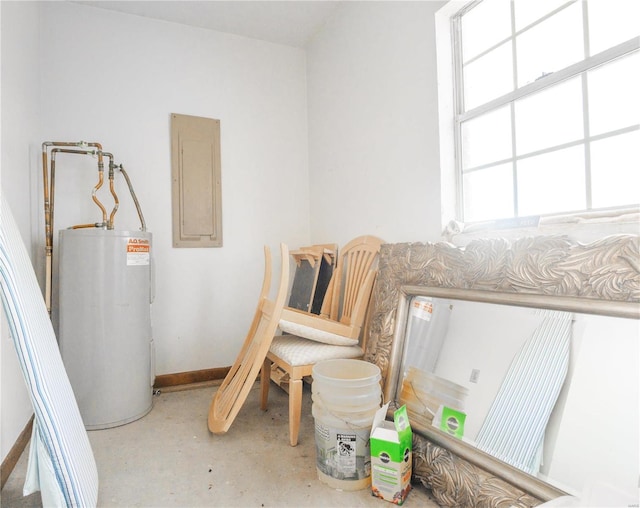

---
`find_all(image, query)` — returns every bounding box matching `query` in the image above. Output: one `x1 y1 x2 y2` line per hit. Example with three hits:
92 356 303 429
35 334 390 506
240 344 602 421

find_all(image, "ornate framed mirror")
363 235 639 507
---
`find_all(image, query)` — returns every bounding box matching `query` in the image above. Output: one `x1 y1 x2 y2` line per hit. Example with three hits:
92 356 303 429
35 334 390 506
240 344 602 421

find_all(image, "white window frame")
435 0 640 243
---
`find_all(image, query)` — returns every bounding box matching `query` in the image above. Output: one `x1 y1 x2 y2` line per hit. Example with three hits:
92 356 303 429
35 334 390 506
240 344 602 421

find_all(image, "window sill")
443 207 640 247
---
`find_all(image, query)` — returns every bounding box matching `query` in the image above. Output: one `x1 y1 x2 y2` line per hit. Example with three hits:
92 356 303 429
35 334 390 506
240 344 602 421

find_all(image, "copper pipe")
82 142 108 228
86 142 103 153
43 144 89 242
43 142 89 313
40 141 148 313
71 223 101 229
41 143 52 251
40 141 110 314
47 141 90 148
41 143 53 313
51 148 108 228
50 156 56 245
104 153 119 230
90 168 108 227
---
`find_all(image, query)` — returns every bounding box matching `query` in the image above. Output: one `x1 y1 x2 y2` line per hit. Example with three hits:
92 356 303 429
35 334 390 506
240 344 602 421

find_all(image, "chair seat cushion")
269 335 363 366
278 319 359 346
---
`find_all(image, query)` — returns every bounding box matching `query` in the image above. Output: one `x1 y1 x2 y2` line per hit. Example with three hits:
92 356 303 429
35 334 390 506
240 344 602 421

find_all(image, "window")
447 0 639 224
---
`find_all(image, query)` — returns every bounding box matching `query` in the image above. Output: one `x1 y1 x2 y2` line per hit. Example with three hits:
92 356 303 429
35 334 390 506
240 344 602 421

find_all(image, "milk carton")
370 403 412 505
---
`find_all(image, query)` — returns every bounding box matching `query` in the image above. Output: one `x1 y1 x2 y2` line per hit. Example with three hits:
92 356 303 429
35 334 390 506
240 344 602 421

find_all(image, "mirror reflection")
396 296 639 499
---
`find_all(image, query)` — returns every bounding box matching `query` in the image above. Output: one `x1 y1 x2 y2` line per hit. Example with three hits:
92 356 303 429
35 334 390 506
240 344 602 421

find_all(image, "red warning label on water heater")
126 238 150 266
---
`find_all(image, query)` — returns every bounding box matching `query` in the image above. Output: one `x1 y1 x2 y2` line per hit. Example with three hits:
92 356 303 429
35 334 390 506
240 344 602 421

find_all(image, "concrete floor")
2 382 441 507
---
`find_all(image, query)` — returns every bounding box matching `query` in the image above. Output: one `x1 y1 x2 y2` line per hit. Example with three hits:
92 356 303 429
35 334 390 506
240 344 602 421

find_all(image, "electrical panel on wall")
171 113 222 248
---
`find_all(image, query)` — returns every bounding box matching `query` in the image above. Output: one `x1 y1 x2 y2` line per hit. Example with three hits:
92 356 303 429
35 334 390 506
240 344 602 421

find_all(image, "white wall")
0 0 451 465
2 2 637 497
1 0 312 461
37 2 311 374
2 0 449 462
432 302 542 441
0 0 41 463
543 314 639 498
306 1 446 246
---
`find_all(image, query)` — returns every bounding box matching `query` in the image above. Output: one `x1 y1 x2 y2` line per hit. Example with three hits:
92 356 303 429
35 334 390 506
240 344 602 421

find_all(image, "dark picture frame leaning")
363 234 640 508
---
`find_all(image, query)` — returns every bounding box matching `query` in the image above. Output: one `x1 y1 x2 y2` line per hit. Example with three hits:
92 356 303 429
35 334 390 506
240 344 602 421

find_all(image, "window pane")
590 131 640 208
461 0 511 62
517 146 586 215
516 1 584 87
464 41 513 111
515 77 583 155
463 163 514 222
588 0 640 55
513 0 569 31
462 106 512 169
588 51 640 136
453 0 638 223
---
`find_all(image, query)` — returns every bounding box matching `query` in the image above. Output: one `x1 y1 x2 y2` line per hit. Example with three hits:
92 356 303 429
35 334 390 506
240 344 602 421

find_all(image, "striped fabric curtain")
475 309 572 475
0 198 98 507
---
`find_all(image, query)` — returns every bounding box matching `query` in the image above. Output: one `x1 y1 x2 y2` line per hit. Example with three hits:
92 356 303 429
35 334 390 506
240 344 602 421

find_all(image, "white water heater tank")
58 228 154 429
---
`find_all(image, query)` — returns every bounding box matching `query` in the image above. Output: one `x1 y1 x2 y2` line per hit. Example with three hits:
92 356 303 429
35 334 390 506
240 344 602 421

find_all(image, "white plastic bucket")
401 367 468 425
312 359 382 491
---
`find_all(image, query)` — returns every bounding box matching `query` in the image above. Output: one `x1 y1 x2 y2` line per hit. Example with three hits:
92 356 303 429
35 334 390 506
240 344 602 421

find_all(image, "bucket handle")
315 390 384 431
407 380 436 417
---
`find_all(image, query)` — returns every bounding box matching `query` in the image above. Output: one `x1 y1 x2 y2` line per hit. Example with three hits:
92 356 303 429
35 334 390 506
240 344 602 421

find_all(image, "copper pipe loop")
40 140 147 313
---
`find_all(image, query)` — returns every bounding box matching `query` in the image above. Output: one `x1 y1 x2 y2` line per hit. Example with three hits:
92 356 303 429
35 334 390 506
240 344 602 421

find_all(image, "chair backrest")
321 235 384 327
287 244 337 314
208 244 290 434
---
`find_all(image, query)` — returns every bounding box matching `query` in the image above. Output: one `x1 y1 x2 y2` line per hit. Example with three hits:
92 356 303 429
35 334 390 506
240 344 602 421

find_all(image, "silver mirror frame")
363 234 640 507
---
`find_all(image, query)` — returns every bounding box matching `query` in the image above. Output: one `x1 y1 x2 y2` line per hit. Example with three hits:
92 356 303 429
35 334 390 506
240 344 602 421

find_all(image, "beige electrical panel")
171 113 222 248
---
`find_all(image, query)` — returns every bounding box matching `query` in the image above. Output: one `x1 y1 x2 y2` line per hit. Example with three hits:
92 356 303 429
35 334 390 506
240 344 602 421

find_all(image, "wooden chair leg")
260 358 271 411
288 378 303 446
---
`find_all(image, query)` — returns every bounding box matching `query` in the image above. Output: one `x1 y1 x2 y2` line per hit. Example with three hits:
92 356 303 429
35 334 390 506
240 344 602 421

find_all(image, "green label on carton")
439 406 466 439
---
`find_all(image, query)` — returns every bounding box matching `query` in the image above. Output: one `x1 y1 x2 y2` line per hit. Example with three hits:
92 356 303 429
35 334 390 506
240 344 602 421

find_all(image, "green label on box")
394 405 410 433
439 406 466 439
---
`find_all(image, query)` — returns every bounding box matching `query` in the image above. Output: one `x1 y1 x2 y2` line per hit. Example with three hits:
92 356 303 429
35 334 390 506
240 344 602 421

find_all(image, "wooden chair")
260 235 384 446
208 244 290 434
287 244 336 314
